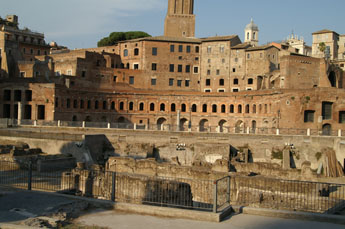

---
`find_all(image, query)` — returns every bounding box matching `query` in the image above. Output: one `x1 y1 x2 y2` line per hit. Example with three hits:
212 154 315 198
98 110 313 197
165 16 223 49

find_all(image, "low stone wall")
37 157 76 172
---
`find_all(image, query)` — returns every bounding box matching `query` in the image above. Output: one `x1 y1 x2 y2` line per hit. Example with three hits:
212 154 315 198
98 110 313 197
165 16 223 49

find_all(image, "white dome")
245 19 259 31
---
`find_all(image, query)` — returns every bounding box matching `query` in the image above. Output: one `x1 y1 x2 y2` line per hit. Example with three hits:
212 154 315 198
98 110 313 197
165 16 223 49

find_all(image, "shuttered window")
322 102 333 120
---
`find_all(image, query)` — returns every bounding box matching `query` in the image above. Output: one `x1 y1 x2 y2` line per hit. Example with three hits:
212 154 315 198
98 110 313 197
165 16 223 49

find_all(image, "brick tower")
164 0 195 38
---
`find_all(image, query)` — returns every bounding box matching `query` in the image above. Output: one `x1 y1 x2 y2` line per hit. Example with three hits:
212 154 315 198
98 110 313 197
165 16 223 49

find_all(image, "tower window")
170 45 175 52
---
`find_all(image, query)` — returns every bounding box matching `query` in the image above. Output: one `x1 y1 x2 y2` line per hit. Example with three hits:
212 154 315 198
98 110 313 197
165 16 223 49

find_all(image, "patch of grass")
271 150 283 160
315 152 322 161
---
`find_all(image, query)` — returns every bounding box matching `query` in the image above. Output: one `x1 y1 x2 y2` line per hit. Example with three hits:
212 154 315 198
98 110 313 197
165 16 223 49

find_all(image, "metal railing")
230 176 345 214
1 118 343 137
0 161 228 213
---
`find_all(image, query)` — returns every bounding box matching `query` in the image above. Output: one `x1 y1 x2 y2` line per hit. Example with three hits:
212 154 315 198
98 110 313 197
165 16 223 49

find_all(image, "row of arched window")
55 98 272 114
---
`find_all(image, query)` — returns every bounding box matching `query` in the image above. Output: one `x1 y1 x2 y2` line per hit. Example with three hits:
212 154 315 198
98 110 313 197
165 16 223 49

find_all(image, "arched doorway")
179 118 188 131
199 119 209 132
118 116 126 123
251 120 257 134
85 116 91 122
322 124 332 136
235 120 244 133
157 117 167 131
72 115 77 122
219 120 227 133
328 71 336 87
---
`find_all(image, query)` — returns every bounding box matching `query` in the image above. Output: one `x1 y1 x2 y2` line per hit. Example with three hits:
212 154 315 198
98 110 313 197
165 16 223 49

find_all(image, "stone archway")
322 124 332 136
218 119 227 133
157 117 167 130
235 120 244 133
179 118 188 131
199 119 209 132
118 116 126 123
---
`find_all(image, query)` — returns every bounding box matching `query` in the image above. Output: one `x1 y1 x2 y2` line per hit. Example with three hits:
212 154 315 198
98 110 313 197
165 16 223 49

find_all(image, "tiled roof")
312 29 338 35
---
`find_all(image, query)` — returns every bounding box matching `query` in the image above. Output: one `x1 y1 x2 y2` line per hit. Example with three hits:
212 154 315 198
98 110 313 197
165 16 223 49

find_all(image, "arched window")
265 104 268 114
124 49 128 57
139 102 144 111
150 103 155 111
253 104 256 114
94 100 99 109
129 102 134 111
192 104 197 112
111 101 115 110
238 105 242 113
119 102 124 110
245 104 250 113
247 32 250 40
219 79 224 86
233 78 239 85
212 104 217 113
66 99 71 108
202 104 207 113
80 100 84 109
181 104 186 112
248 78 253 85
160 103 165 111
171 103 176 112
134 48 139 56
253 32 256 40
87 100 91 109
103 101 107 110
259 104 262 113
221 104 226 113
230 104 234 113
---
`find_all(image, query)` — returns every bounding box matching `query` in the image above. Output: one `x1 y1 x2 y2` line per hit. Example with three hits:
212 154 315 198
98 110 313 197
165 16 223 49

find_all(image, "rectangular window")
193 66 199 74
133 64 139 69
216 69 220 75
322 102 333 120
185 65 190 73
195 46 200 53
169 78 174 86
178 65 183 72
20 72 26 78
304 110 315 123
207 46 212 53
178 45 183 52
232 68 236 73
152 47 157 56
82 71 86 77
129 76 134 85
206 79 211 86
177 80 182 87
185 80 190 87
208 59 211 63
247 53 250 59
55 71 61 76
4 90 11 101
169 64 174 72
170 45 175 52
207 70 211 75
152 63 157 71
339 111 345 123
67 70 72 76
113 76 117 82
220 45 225 53
25 90 32 101
151 78 156 86
186 46 191 53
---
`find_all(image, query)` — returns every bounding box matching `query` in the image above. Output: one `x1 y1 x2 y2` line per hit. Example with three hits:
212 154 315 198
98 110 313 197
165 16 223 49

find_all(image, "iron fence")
1 160 345 214
230 176 345 214
0 161 226 213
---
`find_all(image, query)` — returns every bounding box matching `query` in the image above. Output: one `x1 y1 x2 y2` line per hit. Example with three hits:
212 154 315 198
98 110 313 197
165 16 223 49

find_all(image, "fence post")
134 123 137 130
111 172 116 202
338 129 342 137
276 128 280 135
227 176 230 204
107 123 111 129
82 121 86 128
213 181 218 213
58 120 61 127
307 128 311 136
34 120 37 126
28 161 32 191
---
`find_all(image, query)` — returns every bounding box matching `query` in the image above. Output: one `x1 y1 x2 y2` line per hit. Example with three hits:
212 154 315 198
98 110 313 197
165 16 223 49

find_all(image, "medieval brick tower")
164 0 195 38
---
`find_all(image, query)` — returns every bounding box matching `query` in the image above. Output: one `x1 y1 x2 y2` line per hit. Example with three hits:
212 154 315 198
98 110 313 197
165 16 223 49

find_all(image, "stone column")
282 148 290 169
243 148 249 163
17 102 23 125
177 110 180 131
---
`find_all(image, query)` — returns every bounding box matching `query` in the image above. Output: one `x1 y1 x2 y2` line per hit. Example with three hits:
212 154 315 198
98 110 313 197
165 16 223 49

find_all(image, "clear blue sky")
1 0 344 49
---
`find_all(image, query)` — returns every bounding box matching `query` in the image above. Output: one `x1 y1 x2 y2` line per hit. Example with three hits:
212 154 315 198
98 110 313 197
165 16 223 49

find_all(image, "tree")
318 42 326 53
97 31 151 47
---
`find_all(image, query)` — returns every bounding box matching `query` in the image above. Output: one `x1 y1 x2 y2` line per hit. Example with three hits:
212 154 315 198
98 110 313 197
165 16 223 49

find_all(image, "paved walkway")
76 210 345 229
